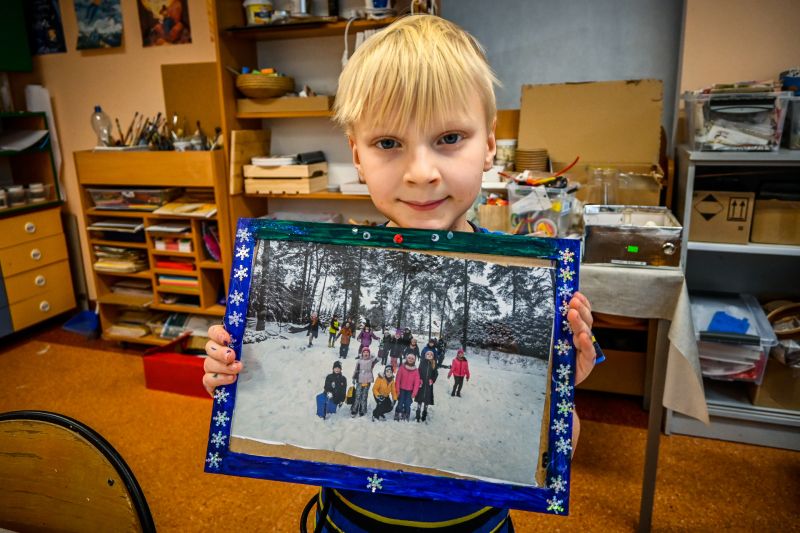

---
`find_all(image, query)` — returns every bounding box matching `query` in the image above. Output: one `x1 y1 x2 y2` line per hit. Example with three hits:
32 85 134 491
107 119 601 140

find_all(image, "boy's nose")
403 146 441 185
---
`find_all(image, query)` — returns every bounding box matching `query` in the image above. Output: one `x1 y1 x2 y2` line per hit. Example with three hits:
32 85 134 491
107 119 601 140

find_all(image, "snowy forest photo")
230 240 557 486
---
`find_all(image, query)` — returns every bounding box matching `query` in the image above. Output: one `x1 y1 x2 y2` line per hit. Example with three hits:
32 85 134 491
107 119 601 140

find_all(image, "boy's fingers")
205 340 235 363
202 373 238 396
208 324 231 346
573 291 592 312
567 308 591 339
204 357 242 375
568 299 593 331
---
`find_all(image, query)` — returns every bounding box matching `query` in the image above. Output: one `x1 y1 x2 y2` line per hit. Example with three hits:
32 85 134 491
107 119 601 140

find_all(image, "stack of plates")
236 74 294 99
515 148 548 171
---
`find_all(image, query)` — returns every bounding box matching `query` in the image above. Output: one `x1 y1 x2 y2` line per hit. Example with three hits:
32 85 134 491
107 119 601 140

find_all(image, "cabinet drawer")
3 260 72 305
10 285 76 331
0 208 63 249
0 234 68 277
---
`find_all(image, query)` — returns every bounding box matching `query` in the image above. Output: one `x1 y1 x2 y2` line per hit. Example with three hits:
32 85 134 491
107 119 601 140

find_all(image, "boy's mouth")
401 198 447 211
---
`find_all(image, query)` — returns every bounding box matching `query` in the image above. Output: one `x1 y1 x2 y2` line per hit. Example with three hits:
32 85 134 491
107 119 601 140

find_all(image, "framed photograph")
137 0 192 46
205 220 580 514
73 0 122 50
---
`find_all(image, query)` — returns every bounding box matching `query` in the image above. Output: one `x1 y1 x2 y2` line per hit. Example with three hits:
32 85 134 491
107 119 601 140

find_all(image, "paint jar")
7 185 26 206
243 0 274 25
0 189 7 210
28 183 47 203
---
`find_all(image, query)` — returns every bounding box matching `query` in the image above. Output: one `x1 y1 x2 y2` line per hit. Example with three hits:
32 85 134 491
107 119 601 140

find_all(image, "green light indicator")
627 245 639 253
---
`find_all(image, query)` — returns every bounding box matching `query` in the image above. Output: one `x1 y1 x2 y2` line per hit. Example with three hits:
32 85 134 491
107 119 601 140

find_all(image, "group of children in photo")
315 314 472 422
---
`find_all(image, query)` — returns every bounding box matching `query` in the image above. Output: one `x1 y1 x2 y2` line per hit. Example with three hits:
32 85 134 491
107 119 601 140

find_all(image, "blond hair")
334 15 499 135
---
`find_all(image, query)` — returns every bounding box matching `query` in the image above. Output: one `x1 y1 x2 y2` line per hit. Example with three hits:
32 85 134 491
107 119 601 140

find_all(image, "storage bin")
690 293 778 384
87 187 181 211
684 91 792 151
507 181 577 237
750 181 800 245
784 96 800 150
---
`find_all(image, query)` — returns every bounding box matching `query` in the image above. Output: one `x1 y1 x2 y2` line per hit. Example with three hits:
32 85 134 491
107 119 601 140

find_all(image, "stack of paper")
93 245 148 273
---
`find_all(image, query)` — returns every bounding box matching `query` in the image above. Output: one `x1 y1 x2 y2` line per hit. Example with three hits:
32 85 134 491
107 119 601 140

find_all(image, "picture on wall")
137 0 192 47
205 220 581 514
73 0 123 50
24 0 67 55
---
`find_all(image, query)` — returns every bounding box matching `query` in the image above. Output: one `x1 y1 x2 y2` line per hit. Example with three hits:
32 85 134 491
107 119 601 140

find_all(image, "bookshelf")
74 150 234 345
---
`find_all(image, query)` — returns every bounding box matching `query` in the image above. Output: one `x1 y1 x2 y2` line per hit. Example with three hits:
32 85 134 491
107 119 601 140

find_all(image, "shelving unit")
670 145 800 448
74 150 233 345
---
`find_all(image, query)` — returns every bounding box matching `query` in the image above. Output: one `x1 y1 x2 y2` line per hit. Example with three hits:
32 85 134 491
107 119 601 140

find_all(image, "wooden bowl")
236 74 294 99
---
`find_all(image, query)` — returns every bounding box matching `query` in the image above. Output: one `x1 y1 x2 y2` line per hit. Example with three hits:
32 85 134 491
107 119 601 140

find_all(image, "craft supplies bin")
507 182 577 237
86 187 181 211
583 205 682 267
684 91 792 151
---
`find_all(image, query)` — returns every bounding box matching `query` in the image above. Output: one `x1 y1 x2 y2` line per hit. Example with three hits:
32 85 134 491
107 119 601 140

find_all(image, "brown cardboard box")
748 358 800 411
689 191 755 244
750 198 800 245
518 80 665 205
237 96 333 115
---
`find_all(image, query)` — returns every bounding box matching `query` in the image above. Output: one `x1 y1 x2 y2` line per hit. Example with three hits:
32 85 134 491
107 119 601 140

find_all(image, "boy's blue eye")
439 133 462 145
377 139 398 150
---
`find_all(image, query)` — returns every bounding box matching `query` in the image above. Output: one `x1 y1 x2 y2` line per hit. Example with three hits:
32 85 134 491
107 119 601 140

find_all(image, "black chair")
0 410 155 532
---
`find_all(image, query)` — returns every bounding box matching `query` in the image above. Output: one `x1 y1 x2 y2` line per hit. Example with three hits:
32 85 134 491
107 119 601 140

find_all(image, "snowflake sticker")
213 410 230 427
551 418 568 435
559 299 570 317
559 249 575 264
556 436 573 455
210 431 227 448
558 285 573 299
556 363 572 380
236 228 252 242
549 475 567 494
214 388 230 405
555 339 571 357
233 265 248 281
556 381 573 397
366 473 383 493
557 399 573 416
235 245 250 261
229 290 244 307
547 497 565 514
228 311 243 328
562 320 573 334
559 267 574 282
206 452 222 469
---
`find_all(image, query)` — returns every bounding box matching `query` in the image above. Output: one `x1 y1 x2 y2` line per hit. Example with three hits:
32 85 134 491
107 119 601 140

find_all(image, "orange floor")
0 324 798 532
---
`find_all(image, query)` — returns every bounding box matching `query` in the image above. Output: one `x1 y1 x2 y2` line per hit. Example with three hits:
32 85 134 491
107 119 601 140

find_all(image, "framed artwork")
137 0 192 47
205 220 580 515
24 0 67 55
73 0 123 50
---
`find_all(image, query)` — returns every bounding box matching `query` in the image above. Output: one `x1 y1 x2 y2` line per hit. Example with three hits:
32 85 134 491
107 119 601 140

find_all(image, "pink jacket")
448 357 470 379
395 364 421 397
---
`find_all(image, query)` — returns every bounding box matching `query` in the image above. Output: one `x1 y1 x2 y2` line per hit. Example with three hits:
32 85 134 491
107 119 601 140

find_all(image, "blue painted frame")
205 219 579 515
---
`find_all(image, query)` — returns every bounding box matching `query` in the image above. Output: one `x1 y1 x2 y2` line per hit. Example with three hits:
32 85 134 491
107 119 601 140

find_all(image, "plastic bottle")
90 105 112 147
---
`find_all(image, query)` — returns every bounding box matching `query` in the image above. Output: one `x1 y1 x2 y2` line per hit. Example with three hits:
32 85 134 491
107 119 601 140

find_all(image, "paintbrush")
123 112 138 145
115 118 125 146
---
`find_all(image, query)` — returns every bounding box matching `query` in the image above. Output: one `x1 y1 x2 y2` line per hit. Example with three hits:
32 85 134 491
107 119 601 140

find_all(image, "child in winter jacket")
394 353 421 421
306 312 320 347
415 349 438 422
378 328 393 366
447 348 470 397
338 322 353 359
351 347 378 417
420 339 438 365
404 338 420 365
324 360 348 405
357 325 380 351
372 365 397 420
328 315 340 348
388 329 404 373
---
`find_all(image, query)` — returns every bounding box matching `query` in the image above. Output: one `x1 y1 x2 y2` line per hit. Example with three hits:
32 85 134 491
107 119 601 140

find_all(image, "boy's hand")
567 291 595 386
202 324 242 396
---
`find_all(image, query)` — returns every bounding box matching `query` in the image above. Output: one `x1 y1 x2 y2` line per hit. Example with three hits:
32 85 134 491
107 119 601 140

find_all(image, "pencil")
115 118 124 146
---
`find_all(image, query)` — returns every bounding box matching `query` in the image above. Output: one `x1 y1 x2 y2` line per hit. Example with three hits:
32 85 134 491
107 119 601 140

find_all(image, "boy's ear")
348 135 364 183
484 118 497 171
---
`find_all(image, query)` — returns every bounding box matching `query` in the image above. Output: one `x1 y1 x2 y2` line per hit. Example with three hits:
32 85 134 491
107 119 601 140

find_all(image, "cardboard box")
518 80 665 205
689 191 755 244
142 335 209 399
237 95 333 115
750 199 800 245
748 358 800 411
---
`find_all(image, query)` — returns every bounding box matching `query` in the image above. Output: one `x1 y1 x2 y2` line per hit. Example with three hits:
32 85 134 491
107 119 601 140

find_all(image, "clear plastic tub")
690 293 777 384
684 91 792 151
507 181 577 237
784 96 800 150
87 187 181 211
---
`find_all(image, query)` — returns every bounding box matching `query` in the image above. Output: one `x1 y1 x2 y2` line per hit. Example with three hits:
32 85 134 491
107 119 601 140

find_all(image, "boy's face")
349 93 496 232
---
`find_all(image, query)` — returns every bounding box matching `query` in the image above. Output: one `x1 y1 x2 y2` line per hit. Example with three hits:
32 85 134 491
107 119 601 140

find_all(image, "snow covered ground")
231 323 549 486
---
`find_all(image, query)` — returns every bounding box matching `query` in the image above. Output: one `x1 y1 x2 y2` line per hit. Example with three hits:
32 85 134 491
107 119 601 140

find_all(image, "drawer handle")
39 301 51 312
24 222 37 234
662 242 677 256
30 249 42 261
35 275 47 287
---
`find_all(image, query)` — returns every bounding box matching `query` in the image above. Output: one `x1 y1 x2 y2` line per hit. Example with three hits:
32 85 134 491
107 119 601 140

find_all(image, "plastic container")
495 139 517 166
87 187 181 211
243 0 273 25
90 105 113 147
0 189 7 210
7 185 26 207
507 180 578 237
690 293 777 384
683 91 792 151
27 183 52 203
783 96 800 150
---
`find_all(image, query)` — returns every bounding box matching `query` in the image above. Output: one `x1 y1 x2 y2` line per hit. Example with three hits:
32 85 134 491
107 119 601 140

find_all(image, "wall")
680 0 800 93
21 0 217 298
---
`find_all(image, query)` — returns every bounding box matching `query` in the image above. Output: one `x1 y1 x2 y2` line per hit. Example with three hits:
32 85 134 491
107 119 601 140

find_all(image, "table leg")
638 318 670 533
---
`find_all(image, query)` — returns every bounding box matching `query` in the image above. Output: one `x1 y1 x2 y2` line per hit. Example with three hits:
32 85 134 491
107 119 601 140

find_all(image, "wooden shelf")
86 208 149 219
145 231 194 239
199 260 223 269
236 110 333 119
224 17 397 41
102 332 168 346
151 303 225 316
155 285 200 295
94 269 152 279
97 293 153 308
151 249 196 258
153 268 199 277
90 239 148 249
244 191 372 201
